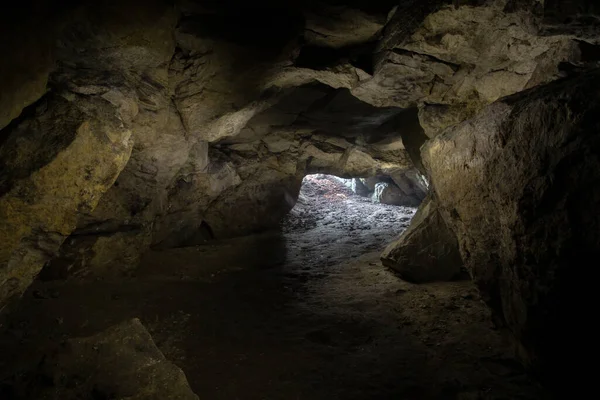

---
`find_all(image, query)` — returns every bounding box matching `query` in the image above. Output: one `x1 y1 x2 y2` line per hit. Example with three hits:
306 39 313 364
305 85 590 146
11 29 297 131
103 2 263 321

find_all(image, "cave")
1 0 599 399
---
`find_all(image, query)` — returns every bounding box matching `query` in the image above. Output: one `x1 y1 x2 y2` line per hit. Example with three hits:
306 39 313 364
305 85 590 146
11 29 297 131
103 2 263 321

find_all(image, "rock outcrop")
29 319 198 400
381 196 462 282
0 93 134 311
422 69 600 392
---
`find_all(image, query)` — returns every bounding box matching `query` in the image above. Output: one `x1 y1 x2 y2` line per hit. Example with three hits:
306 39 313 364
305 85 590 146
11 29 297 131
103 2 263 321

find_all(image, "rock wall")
21 319 199 399
422 69 600 392
1 0 599 349
381 195 462 282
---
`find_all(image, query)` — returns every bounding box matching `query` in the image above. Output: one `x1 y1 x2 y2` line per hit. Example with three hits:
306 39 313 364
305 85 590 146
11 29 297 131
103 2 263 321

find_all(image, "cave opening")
281 173 418 268
284 173 418 242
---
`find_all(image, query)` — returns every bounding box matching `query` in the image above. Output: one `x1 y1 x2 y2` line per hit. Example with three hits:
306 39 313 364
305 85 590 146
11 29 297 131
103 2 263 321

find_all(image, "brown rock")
0 94 133 310
422 69 600 392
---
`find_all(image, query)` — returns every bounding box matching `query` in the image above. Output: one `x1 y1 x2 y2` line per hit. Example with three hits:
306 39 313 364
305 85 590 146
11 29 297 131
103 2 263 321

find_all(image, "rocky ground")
0 176 545 399
282 174 416 250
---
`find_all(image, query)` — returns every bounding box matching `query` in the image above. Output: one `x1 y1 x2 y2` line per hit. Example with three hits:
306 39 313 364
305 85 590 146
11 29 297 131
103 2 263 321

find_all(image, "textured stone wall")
423 70 600 391
1 0 599 349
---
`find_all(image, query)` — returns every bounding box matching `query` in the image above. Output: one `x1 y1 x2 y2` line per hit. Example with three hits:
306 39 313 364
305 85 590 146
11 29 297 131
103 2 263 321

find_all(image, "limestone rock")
418 103 476 138
390 168 428 201
422 69 600 391
360 177 379 191
0 94 133 310
38 319 198 400
353 0 587 131
381 196 462 283
2 0 599 301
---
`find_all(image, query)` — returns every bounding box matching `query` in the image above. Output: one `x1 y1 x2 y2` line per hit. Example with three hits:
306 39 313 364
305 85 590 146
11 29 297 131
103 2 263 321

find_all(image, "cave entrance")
281 174 419 262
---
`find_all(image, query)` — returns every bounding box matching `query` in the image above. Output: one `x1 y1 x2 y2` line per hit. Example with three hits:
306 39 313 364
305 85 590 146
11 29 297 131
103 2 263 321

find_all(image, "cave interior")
1 0 599 399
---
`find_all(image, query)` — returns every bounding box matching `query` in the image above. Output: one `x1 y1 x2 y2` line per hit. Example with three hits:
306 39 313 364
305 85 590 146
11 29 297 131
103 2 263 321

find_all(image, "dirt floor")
0 175 546 399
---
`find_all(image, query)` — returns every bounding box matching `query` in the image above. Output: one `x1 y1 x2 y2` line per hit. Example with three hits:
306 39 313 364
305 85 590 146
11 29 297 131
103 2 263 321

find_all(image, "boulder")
389 168 428 206
374 182 404 206
422 69 600 392
352 178 372 197
36 319 198 400
371 168 427 207
2 0 598 296
381 196 462 283
0 94 133 310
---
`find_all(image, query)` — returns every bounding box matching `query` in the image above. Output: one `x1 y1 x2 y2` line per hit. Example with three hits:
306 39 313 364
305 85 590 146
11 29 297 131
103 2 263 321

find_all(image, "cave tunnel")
1 0 599 399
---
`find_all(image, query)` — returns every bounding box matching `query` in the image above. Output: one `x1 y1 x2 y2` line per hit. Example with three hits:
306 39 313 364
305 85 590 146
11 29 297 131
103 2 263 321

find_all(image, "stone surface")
388 168 429 206
303 3 388 49
36 319 198 400
0 93 133 311
352 0 594 135
422 69 600 391
1 0 599 340
381 196 462 283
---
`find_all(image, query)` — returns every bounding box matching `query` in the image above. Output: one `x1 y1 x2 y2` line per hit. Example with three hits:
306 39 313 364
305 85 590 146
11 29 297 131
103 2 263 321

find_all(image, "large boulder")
33 319 198 400
0 94 134 310
371 168 428 207
381 196 462 283
422 69 600 392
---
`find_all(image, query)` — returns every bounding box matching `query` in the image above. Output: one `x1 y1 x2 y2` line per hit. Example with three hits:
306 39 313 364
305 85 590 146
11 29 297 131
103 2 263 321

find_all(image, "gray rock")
352 178 372 197
2 0 599 308
381 196 462 283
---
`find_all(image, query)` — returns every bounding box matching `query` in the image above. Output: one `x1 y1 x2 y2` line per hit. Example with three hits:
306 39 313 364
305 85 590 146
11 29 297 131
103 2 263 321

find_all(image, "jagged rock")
381 196 462 283
0 93 134 310
303 3 389 48
418 103 476 138
1 0 599 314
373 182 413 207
352 0 589 132
422 69 600 392
352 178 372 196
152 81 415 244
36 319 198 400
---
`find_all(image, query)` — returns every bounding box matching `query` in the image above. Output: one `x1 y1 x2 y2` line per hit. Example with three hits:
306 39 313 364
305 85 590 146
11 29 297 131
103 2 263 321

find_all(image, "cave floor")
0 176 543 399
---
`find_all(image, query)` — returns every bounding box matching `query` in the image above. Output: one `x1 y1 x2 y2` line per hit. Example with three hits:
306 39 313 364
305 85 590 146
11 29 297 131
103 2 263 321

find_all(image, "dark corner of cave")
1 0 598 399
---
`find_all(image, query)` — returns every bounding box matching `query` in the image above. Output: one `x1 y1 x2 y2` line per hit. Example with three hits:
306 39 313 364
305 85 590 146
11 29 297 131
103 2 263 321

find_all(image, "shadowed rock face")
423 69 600 392
1 0 600 391
381 195 462 283
7 319 198 400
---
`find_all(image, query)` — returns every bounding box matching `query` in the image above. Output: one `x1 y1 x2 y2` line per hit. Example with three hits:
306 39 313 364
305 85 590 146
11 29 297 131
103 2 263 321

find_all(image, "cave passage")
4 0 597 397
283 174 417 260
0 174 542 399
